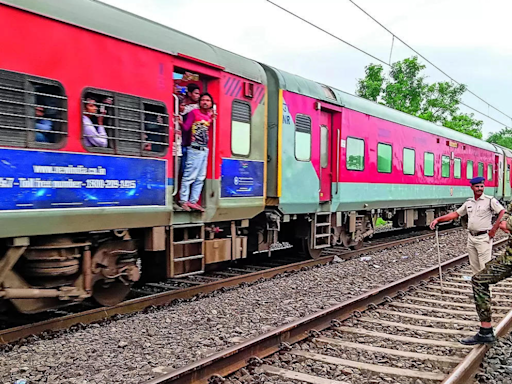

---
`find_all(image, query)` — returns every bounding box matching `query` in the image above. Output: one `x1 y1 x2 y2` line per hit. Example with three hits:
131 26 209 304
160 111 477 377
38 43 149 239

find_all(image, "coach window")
82 89 168 156
478 162 484 178
487 164 493 181
454 158 461 179
377 143 392 173
403 148 415 175
424 152 434 177
320 125 328 168
231 100 251 156
466 160 474 179
143 101 168 155
0 69 67 148
507 164 510 184
295 114 311 161
441 155 450 178
346 137 365 171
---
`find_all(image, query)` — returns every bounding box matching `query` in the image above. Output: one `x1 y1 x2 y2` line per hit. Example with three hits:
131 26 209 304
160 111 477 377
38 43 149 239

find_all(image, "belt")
189 144 207 151
469 230 488 237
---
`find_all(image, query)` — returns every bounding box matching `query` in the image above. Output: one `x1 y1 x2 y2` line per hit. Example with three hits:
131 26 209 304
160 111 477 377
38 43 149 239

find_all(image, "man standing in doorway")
430 176 505 275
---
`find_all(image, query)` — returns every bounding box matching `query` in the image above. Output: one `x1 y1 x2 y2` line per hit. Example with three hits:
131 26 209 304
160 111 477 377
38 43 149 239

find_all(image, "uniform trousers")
467 233 493 274
472 248 512 322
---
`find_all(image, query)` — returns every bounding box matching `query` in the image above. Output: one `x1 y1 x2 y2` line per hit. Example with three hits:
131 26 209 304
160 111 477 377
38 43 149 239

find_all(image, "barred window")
295 114 311 162
82 89 168 156
231 100 251 156
0 69 67 148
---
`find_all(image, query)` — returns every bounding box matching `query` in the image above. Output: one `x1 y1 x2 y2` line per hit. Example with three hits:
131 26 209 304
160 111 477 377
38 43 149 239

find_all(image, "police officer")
460 212 512 345
430 176 505 275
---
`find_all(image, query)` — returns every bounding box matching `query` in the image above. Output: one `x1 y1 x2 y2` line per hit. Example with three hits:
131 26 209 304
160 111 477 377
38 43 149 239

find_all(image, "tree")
356 56 483 139
487 128 512 149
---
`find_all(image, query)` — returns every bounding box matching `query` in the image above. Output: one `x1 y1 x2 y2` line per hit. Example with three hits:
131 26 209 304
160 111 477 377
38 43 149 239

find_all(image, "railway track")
0 226 460 345
144 236 512 384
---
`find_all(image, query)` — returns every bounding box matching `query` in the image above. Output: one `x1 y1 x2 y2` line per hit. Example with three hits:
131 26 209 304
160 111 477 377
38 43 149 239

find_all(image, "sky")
99 0 512 138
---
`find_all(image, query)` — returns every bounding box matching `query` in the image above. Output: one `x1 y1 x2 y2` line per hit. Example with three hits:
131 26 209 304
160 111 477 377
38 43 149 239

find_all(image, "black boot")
460 327 495 345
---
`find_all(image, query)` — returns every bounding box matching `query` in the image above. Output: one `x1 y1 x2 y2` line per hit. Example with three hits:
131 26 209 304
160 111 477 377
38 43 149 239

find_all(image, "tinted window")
403 148 415 175
454 158 461 179
377 143 392 173
231 100 251 156
424 152 434 177
487 164 493 181
442 155 450 178
467 160 473 179
478 162 484 178
346 137 365 171
320 125 328 168
295 114 311 161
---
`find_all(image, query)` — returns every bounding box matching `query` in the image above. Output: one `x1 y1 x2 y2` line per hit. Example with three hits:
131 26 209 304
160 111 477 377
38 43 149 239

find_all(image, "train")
0 0 510 313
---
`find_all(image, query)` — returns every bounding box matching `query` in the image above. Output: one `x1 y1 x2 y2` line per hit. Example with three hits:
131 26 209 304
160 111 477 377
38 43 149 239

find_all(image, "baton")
435 227 444 290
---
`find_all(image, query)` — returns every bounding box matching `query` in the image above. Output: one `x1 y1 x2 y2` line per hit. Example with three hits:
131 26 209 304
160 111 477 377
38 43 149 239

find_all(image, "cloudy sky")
100 0 512 137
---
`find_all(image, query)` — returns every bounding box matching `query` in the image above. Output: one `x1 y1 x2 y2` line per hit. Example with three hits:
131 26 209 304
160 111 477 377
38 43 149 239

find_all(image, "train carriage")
262 67 510 256
0 0 267 313
1 0 512 314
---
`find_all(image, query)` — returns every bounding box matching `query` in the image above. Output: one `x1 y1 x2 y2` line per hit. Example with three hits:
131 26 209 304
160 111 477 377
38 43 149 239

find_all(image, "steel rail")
145 236 508 384
443 297 512 384
0 227 459 344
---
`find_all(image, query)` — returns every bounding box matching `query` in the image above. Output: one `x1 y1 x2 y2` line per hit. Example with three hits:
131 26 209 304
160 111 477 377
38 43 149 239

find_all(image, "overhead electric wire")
347 0 512 126
265 0 511 129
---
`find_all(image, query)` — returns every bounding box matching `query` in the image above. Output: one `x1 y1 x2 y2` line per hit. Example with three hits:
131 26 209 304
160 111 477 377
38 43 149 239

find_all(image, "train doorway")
319 111 333 202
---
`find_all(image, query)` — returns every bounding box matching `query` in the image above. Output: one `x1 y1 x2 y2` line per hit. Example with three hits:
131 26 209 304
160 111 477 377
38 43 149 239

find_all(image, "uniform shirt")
456 194 505 232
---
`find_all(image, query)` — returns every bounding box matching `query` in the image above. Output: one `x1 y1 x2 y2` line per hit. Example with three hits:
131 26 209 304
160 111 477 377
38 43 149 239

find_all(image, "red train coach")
0 0 267 313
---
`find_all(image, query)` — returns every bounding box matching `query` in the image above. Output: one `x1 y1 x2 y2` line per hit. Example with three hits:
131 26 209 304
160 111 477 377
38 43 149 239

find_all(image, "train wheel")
92 279 131 306
350 241 364 250
302 237 323 259
340 230 364 250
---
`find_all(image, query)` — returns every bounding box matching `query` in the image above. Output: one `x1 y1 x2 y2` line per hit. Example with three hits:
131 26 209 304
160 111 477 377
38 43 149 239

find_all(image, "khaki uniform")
456 194 504 274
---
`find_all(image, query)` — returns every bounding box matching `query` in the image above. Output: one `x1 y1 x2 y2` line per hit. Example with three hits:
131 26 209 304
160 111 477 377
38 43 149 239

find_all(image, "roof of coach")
495 144 512 157
1 0 266 83
263 66 343 105
331 88 497 152
265 66 496 152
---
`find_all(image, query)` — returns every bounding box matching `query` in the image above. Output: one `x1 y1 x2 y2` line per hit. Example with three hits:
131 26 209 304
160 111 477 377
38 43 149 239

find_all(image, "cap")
470 176 485 185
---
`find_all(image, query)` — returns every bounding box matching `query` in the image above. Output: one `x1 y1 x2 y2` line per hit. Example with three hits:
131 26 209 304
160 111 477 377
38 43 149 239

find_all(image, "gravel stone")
0 229 507 383
477 333 512 384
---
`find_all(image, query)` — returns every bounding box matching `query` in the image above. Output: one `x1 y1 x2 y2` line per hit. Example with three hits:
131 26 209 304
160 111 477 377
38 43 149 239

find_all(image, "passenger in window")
34 106 53 143
179 92 215 212
83 97 108 148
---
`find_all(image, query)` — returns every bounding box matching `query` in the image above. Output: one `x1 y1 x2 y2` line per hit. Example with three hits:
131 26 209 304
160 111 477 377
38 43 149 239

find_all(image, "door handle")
172 94 180 197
